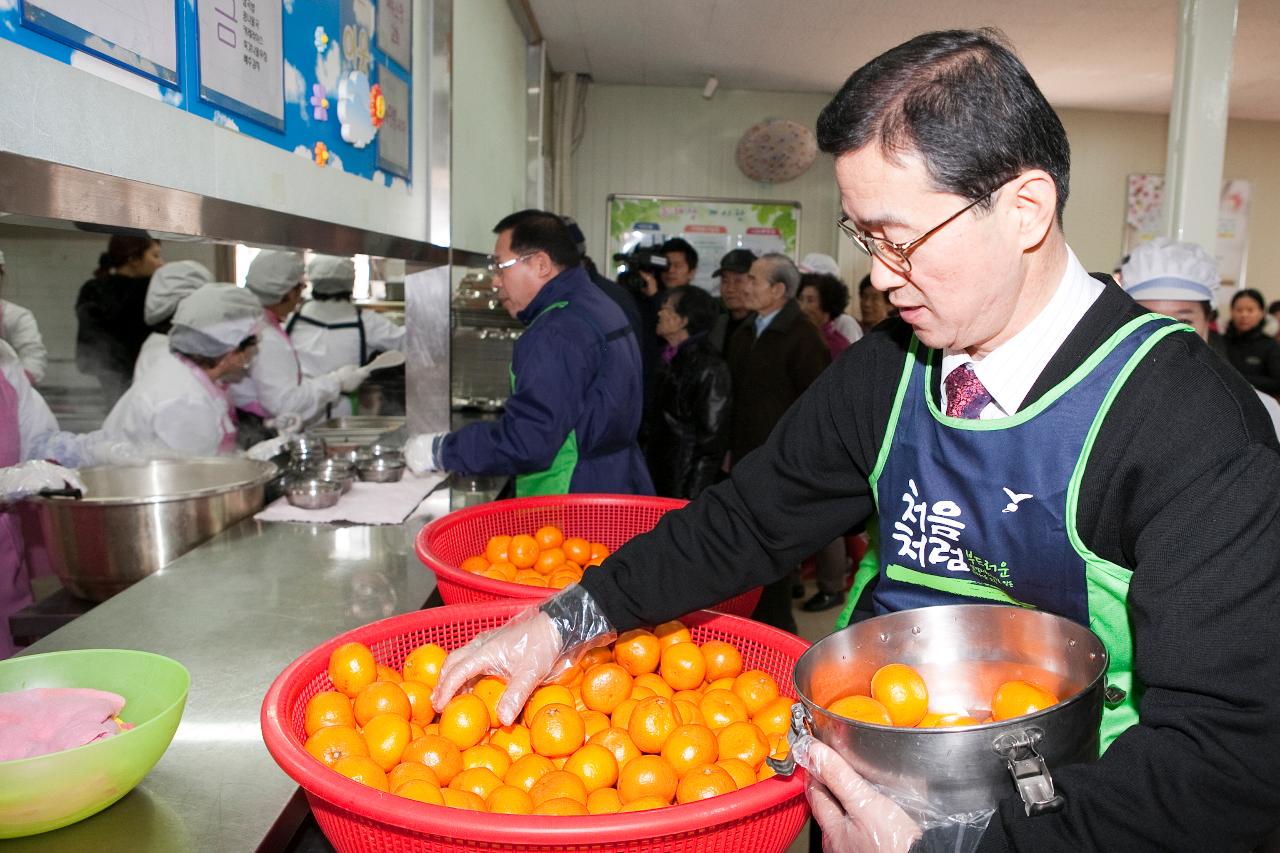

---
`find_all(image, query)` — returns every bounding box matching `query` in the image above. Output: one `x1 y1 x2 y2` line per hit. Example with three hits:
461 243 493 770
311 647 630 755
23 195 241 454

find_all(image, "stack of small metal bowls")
356 445 406 482
282 436 344 509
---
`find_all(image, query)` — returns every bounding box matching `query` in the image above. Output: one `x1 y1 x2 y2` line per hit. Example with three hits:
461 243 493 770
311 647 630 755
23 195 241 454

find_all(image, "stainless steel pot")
31 459 277 601
769 604 1106 816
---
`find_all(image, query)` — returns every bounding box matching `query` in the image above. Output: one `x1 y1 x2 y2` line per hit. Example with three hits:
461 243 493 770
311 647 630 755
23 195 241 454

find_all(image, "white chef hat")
1121 238 1220 304
306 254 356 295
144 260 213 325
798 252 840 277
245 250 305 304
169 284 263 358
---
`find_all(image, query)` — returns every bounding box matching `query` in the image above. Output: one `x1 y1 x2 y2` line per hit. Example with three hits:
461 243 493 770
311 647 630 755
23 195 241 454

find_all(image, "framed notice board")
606 194 801 293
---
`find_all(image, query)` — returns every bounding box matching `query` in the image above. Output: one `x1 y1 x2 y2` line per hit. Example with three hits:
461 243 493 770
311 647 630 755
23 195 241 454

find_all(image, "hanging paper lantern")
735 118 818 183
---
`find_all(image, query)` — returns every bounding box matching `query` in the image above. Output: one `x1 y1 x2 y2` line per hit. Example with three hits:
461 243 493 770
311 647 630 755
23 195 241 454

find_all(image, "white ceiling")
529 0 1280 121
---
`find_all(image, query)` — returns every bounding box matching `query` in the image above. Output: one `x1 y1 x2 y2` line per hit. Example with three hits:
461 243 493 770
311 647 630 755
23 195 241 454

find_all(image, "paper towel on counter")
255 473 448 525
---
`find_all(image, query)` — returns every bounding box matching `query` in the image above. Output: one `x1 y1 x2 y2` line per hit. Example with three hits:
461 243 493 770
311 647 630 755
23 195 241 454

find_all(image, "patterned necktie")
945 362 993 418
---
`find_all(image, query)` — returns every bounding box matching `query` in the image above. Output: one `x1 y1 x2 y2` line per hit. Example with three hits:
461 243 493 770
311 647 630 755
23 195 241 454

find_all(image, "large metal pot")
30 458 277 601
771 604 1106 816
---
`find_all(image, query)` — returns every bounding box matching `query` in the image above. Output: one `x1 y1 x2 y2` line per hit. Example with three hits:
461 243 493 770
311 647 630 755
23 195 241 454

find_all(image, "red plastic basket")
262 601 810 853
415 494 763 617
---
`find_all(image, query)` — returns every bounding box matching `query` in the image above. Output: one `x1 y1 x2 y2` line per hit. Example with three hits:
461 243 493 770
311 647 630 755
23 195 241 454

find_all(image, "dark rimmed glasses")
837 184 1004 274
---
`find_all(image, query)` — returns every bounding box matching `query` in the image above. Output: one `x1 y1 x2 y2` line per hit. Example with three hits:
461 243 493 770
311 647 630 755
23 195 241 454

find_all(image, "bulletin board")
606 194 801 293
2 0 412 186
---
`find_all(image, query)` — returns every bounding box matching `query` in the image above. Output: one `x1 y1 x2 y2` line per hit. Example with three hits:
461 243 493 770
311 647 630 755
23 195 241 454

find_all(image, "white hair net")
144 260 213 325
245 250 305 304
306 254 356 295
1121 238 1220 304
798 252 840 277
169 284 263 358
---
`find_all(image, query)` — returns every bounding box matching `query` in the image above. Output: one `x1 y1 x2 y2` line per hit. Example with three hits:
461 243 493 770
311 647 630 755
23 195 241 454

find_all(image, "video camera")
612 247 669 296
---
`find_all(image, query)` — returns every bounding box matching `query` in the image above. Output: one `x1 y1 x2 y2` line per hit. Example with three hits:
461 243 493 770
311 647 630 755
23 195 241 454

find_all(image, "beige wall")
569 84 839 269
451 0 528 254
570 87 1280 302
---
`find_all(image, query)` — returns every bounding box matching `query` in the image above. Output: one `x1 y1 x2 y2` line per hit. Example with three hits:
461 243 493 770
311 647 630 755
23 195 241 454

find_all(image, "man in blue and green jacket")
407 210 653 497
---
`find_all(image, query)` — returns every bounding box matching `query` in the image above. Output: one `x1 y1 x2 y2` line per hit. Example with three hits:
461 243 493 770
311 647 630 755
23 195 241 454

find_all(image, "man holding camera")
406 210 653 497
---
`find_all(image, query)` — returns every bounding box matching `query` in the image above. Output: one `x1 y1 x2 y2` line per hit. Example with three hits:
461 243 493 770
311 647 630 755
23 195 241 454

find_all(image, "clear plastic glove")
432 585 617 725
0 461 86 502
793 734 922 853
332 364 368 393
405 432 447 474
246 435 290 462
264 413 304 436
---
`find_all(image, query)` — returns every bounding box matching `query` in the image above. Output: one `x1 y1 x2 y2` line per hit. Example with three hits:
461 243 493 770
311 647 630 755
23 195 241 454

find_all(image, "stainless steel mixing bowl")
30 459 277 601
771 604 1107 816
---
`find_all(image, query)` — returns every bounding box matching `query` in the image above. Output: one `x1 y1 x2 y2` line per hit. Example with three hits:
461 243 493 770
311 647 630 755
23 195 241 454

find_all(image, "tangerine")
486 784 535 814
659 643 707 691
305 724 368 767
870 663 930 727
505 753 556 792
387 761 440 791
328 642 377 698
633 672 674 698
586 786 623 814
483 563 518 582
401 643 447 688
508 534 539 568
676 762 737 803
609 697 640 730
353 681 411 726
402 733 463 785
530 703 586 757
562 537 591 564
528 768 588 806
363 713 413 770
716 757 757 790
991 680 1060 721
628 695 684 754
700 640 744 682
462 742 512 778
752 695 795 737
398 680 436 726
931 713 981 728
826 694 893 726
732 670 780 716
523 684 576 725
471 675 508 724
654 620 692 651
618 795 667 812
660 723 719 776
617 754 678 804
673 698 705 727
376 664 403 683
304 691 356 736
547 567 583 589
700 689 749 730
440 788 486 811
715 721 770 768
534 525 565 550
438 694 491 750
534 547 566 576
614 629 661 676
563 743 619 793
395 778 445 804
460 555 490 574
448 766 504 800
588 726 642 771
485 535 512 564
514 570 548 587
580 709 611 739
580 647 614 669
589 542 610 562
534 796 589 816
489 723 533 761
333 755 389 791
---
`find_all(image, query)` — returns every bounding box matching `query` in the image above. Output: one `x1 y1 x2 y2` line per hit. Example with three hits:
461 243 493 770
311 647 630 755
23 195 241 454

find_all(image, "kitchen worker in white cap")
0 250 48 385
237 250 366 424
288 253 405 417
134 259 213 380
1121 237 1280 436
103 284 272 457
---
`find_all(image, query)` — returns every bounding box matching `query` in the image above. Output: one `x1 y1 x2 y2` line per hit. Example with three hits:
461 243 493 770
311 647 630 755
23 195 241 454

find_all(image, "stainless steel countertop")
7 488 454 853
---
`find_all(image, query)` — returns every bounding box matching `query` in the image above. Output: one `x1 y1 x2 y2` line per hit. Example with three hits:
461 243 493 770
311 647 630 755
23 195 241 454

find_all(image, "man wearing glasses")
429 30 1280 851
406 210 653 498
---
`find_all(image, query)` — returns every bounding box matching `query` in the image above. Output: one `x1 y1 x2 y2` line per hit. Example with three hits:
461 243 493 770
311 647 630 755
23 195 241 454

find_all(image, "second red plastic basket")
416 494 763 616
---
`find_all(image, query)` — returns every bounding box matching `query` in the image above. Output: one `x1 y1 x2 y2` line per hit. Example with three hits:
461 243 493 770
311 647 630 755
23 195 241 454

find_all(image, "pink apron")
176 355 239 454
0 368 29 657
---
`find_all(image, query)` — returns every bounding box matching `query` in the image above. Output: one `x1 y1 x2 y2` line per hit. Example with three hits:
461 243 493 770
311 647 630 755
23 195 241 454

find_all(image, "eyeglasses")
837 184 1004 275
486 252 536 276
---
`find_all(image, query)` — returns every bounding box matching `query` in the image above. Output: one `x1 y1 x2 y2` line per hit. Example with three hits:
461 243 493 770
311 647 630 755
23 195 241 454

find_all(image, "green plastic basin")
0 649 190 838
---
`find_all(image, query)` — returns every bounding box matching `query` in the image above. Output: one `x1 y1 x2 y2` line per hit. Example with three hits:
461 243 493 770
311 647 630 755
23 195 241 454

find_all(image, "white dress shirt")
941 247 1104 419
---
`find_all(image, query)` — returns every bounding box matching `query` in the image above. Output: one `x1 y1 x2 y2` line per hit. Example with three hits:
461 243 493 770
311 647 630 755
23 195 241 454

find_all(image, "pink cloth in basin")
0 687 128 761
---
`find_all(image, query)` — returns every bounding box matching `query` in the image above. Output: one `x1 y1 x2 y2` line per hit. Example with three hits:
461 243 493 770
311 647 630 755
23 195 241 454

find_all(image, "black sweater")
580 278 1280 851
1224 323 1280 395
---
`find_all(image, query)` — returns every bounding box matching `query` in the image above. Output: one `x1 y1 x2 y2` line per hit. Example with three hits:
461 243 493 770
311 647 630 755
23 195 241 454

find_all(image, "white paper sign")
25 0 178 82
377 71 410 179
376 0 412 72
197 0 284 129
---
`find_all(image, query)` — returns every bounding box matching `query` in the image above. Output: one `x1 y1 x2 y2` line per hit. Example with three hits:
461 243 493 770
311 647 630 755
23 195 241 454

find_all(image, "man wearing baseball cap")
709 248 756 353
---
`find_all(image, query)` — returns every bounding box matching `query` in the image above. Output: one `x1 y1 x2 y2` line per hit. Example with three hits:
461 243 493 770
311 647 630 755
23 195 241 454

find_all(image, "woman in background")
797 272 862 358
1224 289 1280 397
75 234 162 409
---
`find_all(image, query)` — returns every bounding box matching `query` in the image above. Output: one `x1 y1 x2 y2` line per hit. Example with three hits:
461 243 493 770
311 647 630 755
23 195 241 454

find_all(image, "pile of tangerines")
457 525 610 590
825 662 1061 727
304 619 791 815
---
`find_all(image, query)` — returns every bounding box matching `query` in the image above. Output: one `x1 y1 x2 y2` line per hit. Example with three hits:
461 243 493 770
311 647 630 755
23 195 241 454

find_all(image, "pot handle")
992 727 1066 816
765 702 814 777
37 487 83 499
